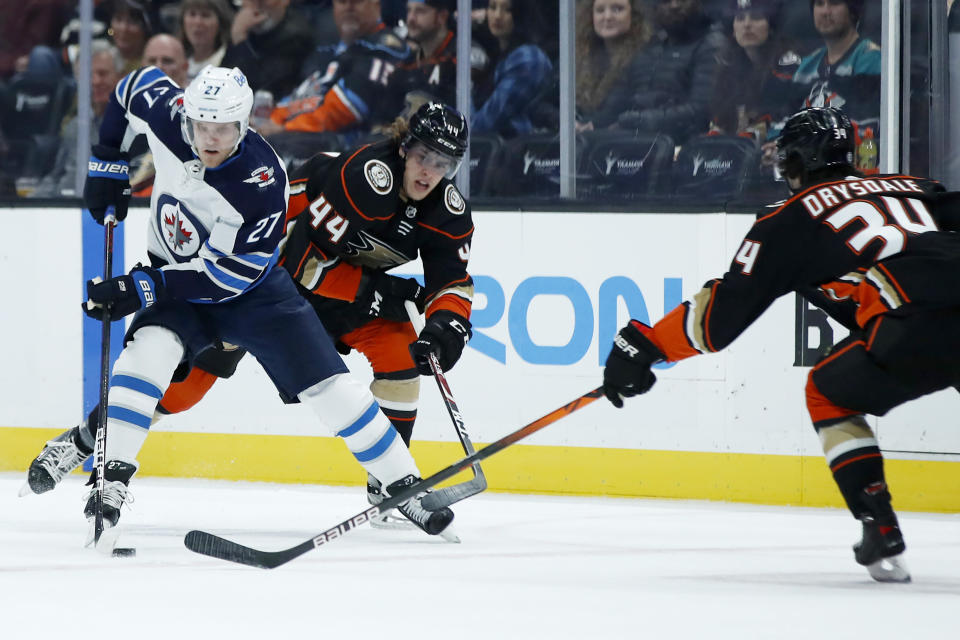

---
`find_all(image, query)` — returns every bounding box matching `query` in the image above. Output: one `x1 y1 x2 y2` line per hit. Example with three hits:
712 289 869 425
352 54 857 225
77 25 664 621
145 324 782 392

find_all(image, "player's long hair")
387 117 410 147
575 0 652 115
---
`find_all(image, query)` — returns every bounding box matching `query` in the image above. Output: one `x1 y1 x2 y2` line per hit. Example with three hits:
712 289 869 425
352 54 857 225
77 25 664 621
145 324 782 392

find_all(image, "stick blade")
184 530 303 569
420 471 487 510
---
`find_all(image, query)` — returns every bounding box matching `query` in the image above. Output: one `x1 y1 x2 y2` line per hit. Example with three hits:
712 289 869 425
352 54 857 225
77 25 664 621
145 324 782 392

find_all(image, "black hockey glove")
602 320 666 408
84 265 166 320
84 144 131 224
356 271 425 322
409 310 472 374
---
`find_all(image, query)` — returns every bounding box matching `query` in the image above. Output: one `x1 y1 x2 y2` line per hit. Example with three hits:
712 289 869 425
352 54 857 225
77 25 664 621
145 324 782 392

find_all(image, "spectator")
0 0 73 80
142 33 189 87
221 0 316 97
177 0 234 82
397 0 458 106
593 0 729 144
793 0 879 130
31 41 123 198
471 0 553 138
109 0 157 74
258 0 412 139
708 0 800 141
575 0 653 133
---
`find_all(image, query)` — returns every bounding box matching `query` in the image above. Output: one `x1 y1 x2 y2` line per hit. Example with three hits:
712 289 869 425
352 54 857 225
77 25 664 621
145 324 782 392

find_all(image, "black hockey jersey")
393 31 458 106
646 174 960 362
271 24 413 135
281 139 474 321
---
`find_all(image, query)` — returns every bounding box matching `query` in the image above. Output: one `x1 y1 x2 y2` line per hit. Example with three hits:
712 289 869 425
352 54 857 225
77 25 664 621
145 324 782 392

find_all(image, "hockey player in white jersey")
23 65 453 545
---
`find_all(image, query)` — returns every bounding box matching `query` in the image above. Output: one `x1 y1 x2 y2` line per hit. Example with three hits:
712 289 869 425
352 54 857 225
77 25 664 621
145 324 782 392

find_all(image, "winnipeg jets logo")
157 195 204 259
163 203 195 252
244 166 276 188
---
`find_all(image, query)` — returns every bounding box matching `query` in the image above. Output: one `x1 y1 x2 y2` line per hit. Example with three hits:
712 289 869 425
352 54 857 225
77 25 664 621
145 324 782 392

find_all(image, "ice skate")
367 474 417 531
83 461 137 550
385 474 458 541
20 427 91 496
853 482 911 583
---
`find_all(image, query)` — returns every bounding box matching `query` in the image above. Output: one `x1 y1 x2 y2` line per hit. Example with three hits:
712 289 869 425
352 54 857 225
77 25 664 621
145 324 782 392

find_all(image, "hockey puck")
112 547 137 558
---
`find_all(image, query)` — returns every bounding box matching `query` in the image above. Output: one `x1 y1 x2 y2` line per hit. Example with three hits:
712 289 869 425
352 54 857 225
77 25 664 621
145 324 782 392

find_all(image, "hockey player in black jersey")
280 100 474 522
601 107 960 583
22 66 454 546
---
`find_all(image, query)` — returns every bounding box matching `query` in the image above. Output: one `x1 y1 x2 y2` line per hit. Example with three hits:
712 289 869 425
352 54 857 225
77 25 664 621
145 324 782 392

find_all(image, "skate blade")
18 482 34 498
438 526 461 544
866 554 911 583
370 510 418 531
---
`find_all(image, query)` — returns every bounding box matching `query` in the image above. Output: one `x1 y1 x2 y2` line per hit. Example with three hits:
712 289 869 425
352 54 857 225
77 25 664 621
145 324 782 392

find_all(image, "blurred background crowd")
0 0 958 205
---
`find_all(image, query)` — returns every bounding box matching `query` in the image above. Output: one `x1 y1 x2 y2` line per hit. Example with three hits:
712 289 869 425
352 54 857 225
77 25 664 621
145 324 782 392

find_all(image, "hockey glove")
356 271 425 322
602 320 666 408
409 310 472 374
84 144 131 224
84 265 166 320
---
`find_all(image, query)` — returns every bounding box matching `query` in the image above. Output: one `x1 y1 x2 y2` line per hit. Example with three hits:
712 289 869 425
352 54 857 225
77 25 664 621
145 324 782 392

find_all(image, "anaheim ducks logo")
444 184 465 215
364 159 393 195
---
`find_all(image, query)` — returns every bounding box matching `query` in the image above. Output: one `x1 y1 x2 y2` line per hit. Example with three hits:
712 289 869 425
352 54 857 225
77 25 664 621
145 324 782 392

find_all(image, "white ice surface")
1 473 958 639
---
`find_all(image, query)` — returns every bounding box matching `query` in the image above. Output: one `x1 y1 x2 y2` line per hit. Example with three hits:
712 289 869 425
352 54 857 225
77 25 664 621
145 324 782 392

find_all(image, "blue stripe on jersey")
127 67 165 99
203 258 254 291
353 427 398 463
353 37 411 60
111 374 164 400
336 402 380 438
217 256 266 281
337 79 370 119
115 74 131 103
203 241 274 268
107 405 152 429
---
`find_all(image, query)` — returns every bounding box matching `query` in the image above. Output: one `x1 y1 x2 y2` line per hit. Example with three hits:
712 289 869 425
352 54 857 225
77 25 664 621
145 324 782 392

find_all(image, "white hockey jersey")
104 66 289 303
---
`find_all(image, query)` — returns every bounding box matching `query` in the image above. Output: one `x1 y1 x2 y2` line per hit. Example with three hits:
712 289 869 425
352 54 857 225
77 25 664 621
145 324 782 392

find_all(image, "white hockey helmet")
181 66 254 157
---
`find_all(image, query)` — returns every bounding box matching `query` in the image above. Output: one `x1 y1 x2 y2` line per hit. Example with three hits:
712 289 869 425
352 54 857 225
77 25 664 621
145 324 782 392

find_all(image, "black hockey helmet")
402 101 468 178
776 107 855 179
406 102 468 158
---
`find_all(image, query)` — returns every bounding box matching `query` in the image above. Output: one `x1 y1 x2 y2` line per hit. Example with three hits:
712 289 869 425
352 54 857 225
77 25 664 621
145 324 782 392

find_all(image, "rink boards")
1 206 957 512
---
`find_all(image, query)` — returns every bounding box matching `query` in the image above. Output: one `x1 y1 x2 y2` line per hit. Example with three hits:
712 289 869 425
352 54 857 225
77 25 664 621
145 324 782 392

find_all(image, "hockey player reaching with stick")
279 101 475 519
23 98 471 537
601 107 960 584
23 65 453 545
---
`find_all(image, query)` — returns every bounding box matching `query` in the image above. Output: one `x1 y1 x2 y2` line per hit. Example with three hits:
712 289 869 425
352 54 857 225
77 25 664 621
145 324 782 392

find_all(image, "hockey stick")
405 301 486 510
184 387 605 568
93 212 116 545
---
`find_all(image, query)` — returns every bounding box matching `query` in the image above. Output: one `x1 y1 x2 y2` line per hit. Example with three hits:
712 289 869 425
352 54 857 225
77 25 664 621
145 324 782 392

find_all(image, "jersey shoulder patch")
444 183 466 215
363 159 394 195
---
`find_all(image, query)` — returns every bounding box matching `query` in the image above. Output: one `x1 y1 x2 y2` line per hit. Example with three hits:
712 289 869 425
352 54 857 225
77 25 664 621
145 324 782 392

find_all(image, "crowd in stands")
0 0 952 202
